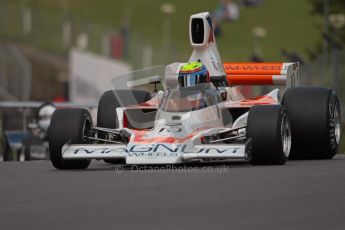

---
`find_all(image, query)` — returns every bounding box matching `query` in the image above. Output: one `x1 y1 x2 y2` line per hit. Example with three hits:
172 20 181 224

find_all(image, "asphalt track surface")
1 155 345 230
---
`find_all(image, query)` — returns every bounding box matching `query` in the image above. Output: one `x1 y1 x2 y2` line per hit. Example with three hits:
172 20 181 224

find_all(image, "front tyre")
247 105 291 165
49 109 92 169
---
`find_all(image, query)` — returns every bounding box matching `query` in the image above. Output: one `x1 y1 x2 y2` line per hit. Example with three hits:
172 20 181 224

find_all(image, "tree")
308 0 345 51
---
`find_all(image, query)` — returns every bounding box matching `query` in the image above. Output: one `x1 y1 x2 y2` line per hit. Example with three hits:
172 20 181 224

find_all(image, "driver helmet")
37 103 56 131
178 62 210 88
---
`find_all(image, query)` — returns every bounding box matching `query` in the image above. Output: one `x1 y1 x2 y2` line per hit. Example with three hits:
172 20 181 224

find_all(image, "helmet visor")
178 72 209 88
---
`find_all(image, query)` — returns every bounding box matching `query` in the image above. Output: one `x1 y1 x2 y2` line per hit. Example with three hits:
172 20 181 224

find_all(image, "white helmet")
38 103 56 131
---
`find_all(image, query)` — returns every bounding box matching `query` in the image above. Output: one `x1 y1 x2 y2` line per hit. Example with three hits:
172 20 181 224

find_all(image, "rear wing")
224 62 299 88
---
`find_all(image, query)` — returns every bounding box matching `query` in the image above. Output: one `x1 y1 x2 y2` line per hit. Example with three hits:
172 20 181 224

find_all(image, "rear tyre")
97 89 151 129
282 87 341 159
49 109 92 169
247 105 291 165
97 90 151 164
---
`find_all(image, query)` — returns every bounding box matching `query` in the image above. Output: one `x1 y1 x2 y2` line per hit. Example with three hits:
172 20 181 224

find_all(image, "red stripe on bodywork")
240 95 277 105
227 75 274 85
133 136 193 144
131 128 215 144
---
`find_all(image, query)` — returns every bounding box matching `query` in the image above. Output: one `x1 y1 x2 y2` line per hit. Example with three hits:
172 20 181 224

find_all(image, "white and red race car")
48 12 341 169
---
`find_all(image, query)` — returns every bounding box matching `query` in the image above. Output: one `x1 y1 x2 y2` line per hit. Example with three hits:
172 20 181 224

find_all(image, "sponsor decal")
224 65 282 72
206 16 214 43
128 144 240 157
71 144 240 157
72 147 127 154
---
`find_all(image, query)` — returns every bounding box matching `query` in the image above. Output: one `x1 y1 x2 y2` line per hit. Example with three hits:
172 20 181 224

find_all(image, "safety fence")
300 50 345 121
0 1 166 69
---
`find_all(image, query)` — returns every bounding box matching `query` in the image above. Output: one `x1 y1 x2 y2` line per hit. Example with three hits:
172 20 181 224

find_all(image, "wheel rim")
334 104 341 145
82 118 92 143
281 113 291 157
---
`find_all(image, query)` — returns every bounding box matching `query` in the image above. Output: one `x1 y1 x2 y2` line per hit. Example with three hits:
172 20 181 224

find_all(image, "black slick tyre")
282 87 341 159
247 105 291 165
97 89 151 129
49 109 92 169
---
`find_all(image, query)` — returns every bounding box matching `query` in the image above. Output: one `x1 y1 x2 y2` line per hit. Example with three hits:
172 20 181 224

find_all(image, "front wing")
62 143 250 164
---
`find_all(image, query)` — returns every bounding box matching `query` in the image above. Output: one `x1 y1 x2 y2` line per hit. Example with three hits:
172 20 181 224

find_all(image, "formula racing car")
48 12 342 169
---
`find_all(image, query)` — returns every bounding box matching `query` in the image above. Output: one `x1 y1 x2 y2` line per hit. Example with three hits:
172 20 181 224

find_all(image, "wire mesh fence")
301 50 345 121
0 43 31 100
0 2 109 53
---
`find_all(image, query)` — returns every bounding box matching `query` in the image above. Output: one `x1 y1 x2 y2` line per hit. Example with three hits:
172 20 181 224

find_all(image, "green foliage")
308 0 345 15
307 0 345 53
